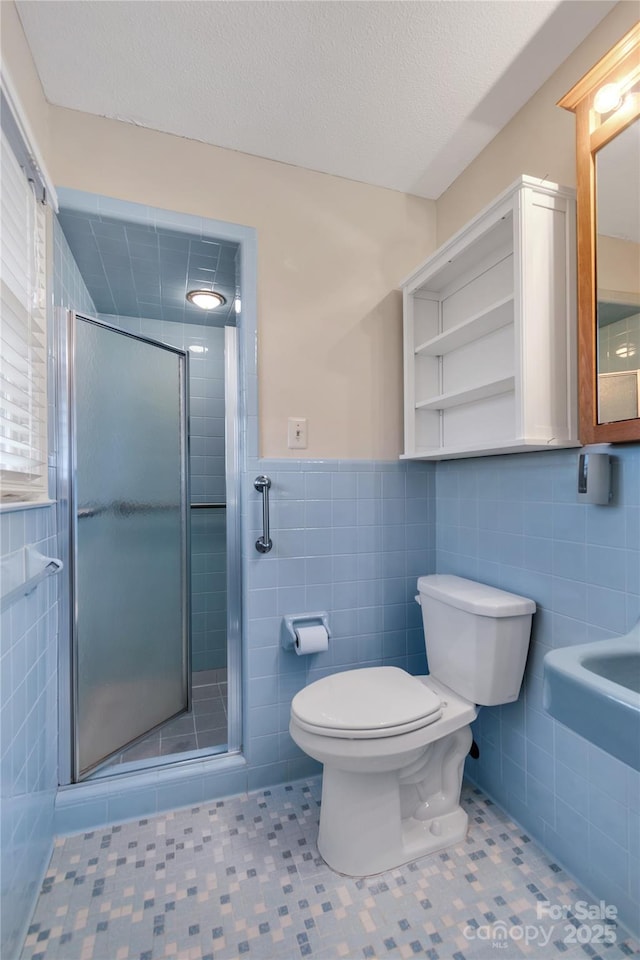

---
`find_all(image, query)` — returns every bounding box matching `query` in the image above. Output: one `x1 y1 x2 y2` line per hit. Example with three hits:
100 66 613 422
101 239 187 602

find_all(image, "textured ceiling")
18 0 616 199
58 209 239 327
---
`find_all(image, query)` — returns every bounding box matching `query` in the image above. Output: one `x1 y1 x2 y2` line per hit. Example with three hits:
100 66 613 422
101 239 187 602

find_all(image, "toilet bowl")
290 670 475 875
289 575 535 877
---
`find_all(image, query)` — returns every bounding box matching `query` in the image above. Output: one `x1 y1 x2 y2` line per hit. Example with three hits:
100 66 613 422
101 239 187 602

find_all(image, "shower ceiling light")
615 341 636 358
186 289 227 310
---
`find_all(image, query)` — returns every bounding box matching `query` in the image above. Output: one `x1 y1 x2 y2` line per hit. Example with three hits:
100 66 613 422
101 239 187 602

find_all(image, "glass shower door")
71 314 189 780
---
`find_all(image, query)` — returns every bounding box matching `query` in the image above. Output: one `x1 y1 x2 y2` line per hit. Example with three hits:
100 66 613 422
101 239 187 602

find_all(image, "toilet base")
316 724 472 877
319 799 469 877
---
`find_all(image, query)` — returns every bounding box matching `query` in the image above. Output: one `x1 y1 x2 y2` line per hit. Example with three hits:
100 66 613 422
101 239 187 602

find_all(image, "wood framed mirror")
559 23 640 444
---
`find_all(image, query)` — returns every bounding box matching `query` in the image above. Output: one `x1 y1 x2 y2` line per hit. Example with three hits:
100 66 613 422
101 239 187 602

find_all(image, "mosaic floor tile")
21 781 639 960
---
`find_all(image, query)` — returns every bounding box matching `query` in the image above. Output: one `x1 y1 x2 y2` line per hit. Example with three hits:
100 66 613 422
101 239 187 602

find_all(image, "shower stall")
57 309 242 783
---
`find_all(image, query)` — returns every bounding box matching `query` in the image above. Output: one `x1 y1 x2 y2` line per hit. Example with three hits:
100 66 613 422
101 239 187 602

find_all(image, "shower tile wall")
99 314 227 672
55 206 238 327
435 446 640 937
51 217 98 519
191 510 226 672
52 221 97 318
599 311 640 374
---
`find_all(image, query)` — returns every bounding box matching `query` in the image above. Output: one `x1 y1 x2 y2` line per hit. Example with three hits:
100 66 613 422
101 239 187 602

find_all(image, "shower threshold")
86 668 228 780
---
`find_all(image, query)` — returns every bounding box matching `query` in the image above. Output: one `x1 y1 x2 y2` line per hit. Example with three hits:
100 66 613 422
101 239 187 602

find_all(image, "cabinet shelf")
401 176 577 460
400 437 574 462
416 376 515 411
415 295 514 357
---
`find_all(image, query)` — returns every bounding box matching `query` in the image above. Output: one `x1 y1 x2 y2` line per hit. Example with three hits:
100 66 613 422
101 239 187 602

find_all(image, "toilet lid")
291 667 442 739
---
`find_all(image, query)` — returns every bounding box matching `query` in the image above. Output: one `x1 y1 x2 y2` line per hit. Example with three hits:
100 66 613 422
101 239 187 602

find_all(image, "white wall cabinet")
401 176 578 460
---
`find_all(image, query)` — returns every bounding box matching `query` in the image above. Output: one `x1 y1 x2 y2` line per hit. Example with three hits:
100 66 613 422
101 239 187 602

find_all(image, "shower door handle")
254 475 273 553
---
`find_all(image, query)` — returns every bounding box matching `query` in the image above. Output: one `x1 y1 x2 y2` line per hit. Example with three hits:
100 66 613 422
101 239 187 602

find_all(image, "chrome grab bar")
254 475 273 553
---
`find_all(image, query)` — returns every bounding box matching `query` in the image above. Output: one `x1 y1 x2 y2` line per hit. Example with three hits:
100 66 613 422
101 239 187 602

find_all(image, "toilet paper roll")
294 624 329 655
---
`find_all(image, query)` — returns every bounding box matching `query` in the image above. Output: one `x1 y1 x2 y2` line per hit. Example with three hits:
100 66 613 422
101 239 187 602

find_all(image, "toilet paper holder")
281 611 331 650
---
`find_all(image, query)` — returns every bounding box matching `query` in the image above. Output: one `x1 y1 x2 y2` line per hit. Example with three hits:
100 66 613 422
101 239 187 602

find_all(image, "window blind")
0 129 48 502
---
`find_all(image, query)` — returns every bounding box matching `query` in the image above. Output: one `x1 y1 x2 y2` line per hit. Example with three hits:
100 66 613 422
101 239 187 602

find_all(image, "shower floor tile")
21 780 639 960
99 669 228 773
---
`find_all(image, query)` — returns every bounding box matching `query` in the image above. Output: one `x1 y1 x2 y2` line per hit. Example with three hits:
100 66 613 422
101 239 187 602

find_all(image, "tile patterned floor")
21 780 639 960
97 671 228 774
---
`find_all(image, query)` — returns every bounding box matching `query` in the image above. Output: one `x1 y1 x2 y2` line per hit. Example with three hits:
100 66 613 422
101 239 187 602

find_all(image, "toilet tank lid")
417 575 536 617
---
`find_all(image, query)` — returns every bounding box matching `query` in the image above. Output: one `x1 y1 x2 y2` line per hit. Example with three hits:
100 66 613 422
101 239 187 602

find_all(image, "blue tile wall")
599 309 640 374
191 509 226 672
52 219 97 316
52 455 435 831
436 447 640 938
0 507 59 960
242 458 436 789
99 314 227 672
56 208 239 326
0 217 95 958
51 213 96 502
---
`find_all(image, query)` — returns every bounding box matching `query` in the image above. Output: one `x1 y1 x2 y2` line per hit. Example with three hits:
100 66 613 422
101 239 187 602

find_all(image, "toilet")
289 574 535 876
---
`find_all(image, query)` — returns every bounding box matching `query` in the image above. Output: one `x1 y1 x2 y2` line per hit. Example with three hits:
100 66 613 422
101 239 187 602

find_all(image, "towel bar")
0 545 63 611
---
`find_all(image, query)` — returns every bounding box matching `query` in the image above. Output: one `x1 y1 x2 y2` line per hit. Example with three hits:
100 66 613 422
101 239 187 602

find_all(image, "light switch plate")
288 418 307 449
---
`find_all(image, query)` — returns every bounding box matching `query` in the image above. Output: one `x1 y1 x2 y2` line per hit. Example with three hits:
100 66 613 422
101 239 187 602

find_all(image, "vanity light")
186 289 227 310
188 344 208 355
593 82 623 115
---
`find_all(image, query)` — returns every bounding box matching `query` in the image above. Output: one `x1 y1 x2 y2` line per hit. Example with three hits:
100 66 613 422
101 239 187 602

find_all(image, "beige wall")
436 2 640 245
6 0 638 458
2 1 435 461
0 2 50 163
598 236 640 299
47 108 434 460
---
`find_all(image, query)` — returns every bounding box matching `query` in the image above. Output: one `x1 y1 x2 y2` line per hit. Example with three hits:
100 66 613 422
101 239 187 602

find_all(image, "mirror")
596 119 640 423
559 23 640 444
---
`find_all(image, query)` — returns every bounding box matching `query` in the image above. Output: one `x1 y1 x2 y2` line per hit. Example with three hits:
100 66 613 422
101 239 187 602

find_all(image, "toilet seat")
291 666 442 739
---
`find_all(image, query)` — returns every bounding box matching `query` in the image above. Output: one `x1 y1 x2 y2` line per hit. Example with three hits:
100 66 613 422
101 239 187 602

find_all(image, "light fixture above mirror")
558 22 640 445
593 82 623 115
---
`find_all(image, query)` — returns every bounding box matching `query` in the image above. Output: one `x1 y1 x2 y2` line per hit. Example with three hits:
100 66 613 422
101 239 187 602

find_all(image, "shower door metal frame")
224 325 242 754
56 310 191 783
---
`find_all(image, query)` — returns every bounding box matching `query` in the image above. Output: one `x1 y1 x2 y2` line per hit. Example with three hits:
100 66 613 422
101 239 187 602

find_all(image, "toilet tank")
417 575 536 706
